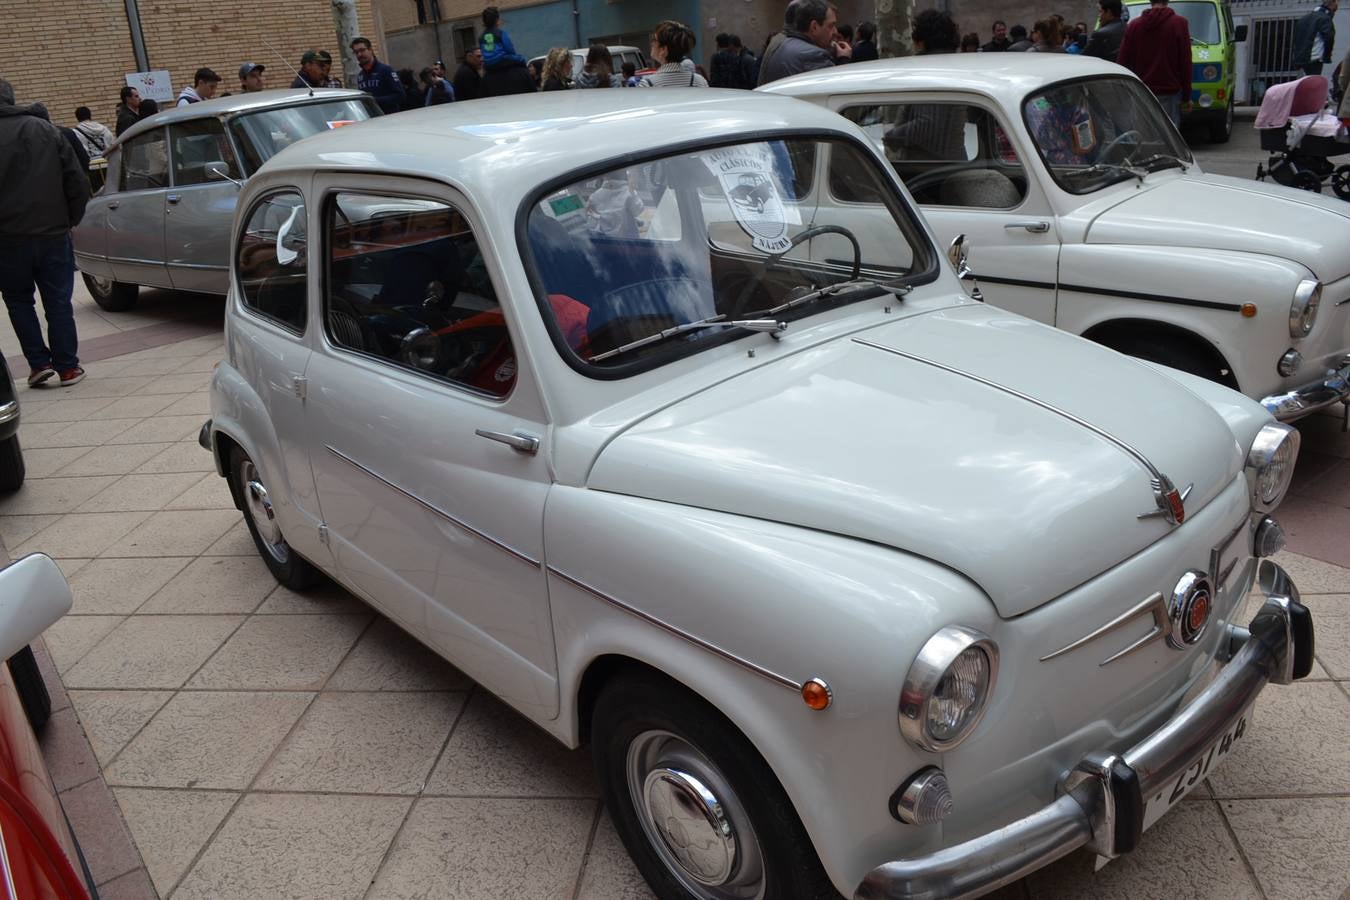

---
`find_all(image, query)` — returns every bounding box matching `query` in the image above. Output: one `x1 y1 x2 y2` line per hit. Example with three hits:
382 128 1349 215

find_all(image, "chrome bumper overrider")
1260 359 1350 421
0 400 18 427
855 561 1314 900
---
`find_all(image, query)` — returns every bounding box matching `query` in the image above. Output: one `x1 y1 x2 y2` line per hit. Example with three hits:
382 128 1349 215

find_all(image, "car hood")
587 305 1243 617
1085 173 1350 282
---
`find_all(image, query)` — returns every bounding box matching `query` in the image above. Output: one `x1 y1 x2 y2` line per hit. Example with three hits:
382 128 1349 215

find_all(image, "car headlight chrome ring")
899 626 998 752
1289 279 1322 338
1247 423 1300 512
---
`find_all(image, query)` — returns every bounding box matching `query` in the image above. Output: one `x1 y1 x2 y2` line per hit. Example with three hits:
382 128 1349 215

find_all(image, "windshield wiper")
741 278 910 320
1063 162 1147 186
1133 152 1190 173
587 315 788 363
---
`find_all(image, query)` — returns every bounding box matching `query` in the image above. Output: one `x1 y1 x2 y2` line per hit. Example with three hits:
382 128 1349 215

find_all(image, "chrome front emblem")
1167 569 1213 649
1139 473 1193 525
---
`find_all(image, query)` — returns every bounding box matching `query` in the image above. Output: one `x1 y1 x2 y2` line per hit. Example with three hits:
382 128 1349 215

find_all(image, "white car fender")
208 363 298 530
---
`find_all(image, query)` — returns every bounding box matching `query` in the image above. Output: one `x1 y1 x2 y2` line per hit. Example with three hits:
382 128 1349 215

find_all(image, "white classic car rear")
761 55 1350 423
200 90 1314 899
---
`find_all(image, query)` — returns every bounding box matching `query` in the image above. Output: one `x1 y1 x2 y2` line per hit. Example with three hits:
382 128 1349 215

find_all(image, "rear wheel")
1209 103 1234 143
82 273 138 311
228 446 320 590
8 646 51 731
1332 165 1350 200
0 433 24 492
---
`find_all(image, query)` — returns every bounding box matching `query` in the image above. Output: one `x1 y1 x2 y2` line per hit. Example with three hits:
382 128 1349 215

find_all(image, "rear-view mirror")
0 554 73 660
1235 23 1248 42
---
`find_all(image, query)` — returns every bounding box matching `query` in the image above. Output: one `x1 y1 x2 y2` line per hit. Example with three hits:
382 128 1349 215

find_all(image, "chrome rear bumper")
855 560 1313 900
1261 359 1350 421
0 399 18 427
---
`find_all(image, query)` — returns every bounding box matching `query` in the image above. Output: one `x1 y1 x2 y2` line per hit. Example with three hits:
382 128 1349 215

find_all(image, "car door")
72 147 113 279
834 95 1061 325
165 117 244 294
304 176 558 721
107 127 172 290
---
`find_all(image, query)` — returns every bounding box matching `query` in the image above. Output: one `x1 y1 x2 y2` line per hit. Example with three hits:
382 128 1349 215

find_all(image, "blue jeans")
0 234 80 372
1156 92 1182 128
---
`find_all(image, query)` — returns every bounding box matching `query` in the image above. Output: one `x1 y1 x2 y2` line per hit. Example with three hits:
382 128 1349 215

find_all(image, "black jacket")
115 104 139 136
0 101 90 238
1084 19 1127 62
1293 5 1336 65
454 63 484 102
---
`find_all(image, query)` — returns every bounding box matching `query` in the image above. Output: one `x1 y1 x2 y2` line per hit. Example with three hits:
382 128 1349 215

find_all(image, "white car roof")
759 53 1129 104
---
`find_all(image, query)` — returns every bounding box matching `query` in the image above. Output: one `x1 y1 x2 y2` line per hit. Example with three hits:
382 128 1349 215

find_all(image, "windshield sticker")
701 146 792 254
326 120 356 129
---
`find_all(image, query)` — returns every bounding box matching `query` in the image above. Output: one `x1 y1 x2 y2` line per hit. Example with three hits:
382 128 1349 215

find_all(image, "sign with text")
124 70 174 103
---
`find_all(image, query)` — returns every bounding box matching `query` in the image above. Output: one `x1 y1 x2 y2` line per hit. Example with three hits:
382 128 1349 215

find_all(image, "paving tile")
1269 550 1350 593
163 472 235 509
65 557 191 615
42 418 141 448
575 812 655 900
425 692 598 797
1207 681 1350 797
200 518 254 556
106 414 207 445
22 445 94 477
64 615 243 689
1288 449 1345 498
68 689 174 764
257 691 465 794
1301 593 1350 679
37 707 100 791
116 356 193 376
131 441 216 475
174 792 409 900
15 421 78 449
368 797 595 899
1277 498 1350 568
137 372 213 395
53 557 90 577
328 617 474 692
186 614 369 690
173 354 223 374
0 513 60 548
88 395 182 421
138 556 276 615
42 614 123 673
20 396 116 423
67 375 156 399
74 472 205 513
59 778 144 887
1027 800 1259 898
113 788 239 896
94 867 156 900
100 508 240 557
256 581 369 615
16 510 151 558
1222 797 1350 900
105 691 314 789
0 475 118 515
156 394 211 417
55 442 173 478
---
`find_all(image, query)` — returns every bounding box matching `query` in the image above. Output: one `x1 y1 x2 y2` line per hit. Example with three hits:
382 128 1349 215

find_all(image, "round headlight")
1247 423 1301 511
900 626 998 752
1289 279 1322 338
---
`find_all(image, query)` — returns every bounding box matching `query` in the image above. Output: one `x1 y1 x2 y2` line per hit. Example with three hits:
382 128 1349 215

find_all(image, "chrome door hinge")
318 523 329 545
292 376 308 400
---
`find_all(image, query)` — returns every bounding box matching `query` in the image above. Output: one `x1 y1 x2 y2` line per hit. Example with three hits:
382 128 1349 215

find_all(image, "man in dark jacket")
853 21 879 60
758 0 852 85
454 48 484 102
1006 25 1034 51
1085 0 1127 61
982 21 1011 51
351 36 405 113
1117 0 1191 125
709 33 737 86
1293 1 1338 75
0 79 90 387
115 85 140 136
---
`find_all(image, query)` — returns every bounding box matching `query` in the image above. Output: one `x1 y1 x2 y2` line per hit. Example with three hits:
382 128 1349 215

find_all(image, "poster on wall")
124 71 174 103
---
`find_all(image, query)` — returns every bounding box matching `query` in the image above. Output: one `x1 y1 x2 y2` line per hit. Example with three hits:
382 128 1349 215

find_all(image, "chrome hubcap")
627 730 765 899
88 275 113 294
239 460 288 562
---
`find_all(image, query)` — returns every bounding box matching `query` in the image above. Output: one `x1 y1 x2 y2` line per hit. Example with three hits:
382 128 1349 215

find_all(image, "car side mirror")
0 554 73 661
205 161 242 188
947 234 984 302
1235 23 1248 42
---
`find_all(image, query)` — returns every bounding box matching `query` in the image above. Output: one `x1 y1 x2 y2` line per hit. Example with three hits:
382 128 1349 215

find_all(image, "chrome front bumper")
1260 358 1350 421
855 561 1314 900
0 399 18 428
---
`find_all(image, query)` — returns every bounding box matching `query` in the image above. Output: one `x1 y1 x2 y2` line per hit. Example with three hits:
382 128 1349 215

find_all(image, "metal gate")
1247 15 1303 102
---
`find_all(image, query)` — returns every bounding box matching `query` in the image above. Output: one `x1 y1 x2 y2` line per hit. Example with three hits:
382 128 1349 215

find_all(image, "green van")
1124 0 1247 142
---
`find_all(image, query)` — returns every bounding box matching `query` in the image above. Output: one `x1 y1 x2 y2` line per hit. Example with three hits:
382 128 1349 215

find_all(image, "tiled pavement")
2 285 1349 899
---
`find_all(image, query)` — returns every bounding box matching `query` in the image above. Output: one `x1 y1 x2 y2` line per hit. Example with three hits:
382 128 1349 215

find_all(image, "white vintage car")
200 91 1315 899
761 55 1350 422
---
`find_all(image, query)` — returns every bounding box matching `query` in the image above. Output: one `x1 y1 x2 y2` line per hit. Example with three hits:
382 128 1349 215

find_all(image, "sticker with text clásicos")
701 146 792 254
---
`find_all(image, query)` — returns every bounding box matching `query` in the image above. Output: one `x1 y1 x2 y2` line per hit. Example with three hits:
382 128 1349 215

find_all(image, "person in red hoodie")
1117 0 1191 128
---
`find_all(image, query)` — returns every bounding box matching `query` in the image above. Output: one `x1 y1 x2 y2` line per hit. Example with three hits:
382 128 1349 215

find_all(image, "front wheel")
592 672 839 900
0 433 24 492
1332 165 1350 200
228 446 320 590
1209 103 1233 143
82 273 138 311
8 646 51 731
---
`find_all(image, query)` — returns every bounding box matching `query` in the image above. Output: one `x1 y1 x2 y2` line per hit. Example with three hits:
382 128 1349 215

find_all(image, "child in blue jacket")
479 6 527 70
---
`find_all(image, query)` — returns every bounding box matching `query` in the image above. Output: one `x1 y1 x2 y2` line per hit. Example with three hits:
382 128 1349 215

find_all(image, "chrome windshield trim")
323 444 542 569
548 566 804 692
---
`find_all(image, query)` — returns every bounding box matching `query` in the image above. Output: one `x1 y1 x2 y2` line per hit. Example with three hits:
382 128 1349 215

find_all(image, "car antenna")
260 37 314 97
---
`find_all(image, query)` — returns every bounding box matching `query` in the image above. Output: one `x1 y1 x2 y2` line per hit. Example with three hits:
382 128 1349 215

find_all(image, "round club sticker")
702 147 792 254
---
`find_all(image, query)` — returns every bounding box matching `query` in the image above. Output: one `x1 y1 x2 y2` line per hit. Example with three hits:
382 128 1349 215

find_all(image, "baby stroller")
1254 75 1350 199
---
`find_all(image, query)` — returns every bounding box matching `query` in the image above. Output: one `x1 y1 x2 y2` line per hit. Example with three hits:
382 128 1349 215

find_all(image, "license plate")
1140 704 1252 832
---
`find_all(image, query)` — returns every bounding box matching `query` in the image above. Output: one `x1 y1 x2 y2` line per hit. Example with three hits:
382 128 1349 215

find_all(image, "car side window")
170 118 242 186
119 128 169 191
237 192 308 333
325 193 516 399
838 103 1028 209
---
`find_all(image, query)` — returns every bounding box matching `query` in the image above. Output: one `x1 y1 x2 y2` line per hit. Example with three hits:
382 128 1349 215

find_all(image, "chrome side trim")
0 401 18 427
104 254 169 267
1039 592 1168 664
547 566 803 692
166 261 230 272
323 444 541 569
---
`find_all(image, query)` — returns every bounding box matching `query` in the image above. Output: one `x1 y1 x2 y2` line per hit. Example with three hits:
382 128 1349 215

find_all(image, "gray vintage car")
72 89 379 311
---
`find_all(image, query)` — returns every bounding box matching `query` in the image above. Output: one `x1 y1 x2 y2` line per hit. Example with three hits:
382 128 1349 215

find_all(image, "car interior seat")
939 170 1022 209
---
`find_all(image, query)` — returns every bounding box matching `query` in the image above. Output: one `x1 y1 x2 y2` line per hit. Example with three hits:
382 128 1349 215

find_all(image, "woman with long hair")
540 48 572 91
575 44 622 87
639 20 708 87
1029 19 1066 51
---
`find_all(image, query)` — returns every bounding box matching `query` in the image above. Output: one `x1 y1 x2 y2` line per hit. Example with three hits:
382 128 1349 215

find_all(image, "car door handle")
475 429 540 455
166 194 182 204
1004 221 1050 233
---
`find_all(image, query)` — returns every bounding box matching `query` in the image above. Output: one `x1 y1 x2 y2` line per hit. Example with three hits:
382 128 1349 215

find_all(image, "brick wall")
3 0 379 132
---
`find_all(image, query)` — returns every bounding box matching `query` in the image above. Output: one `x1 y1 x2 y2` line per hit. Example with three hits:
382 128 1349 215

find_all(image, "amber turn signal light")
801 677 832 710
1241 303 1257 318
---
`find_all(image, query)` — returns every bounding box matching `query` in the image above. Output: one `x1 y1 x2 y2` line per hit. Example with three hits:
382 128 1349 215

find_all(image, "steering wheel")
731 224 862 315
1100 130 1144 164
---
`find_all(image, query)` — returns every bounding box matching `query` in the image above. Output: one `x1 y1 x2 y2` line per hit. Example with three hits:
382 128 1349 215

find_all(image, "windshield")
229 99 377 174
525 137 932 374
1023 77 1193 194
1126 1 1221 43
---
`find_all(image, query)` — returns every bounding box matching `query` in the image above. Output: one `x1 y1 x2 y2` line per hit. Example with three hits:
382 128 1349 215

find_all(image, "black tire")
1209 104 1233 143
1332 165 1350 200
0 433 24 493
82 272 138 312
228 445 320 590
1294 170 1323 193
592 671 840 900
8 646 51 732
